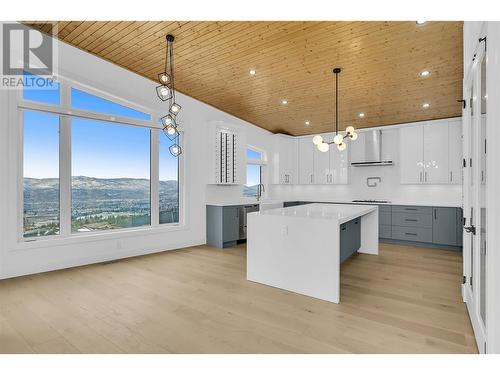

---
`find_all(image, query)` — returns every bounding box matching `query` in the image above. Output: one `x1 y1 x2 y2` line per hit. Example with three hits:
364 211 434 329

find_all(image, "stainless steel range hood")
350 130 393 167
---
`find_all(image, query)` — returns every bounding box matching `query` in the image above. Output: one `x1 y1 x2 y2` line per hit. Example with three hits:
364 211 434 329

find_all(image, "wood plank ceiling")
24 21 463 135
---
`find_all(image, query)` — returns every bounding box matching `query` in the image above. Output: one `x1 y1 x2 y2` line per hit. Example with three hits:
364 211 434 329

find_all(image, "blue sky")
23 79 179 181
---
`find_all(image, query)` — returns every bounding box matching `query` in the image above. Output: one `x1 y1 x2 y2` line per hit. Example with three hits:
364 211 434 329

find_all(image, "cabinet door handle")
405 219 418 222
405 208 417 211
434 209 437 220
450 171 453 182
419 171 423 182
310 174 313 183
424 171 427 182
405 232 418 236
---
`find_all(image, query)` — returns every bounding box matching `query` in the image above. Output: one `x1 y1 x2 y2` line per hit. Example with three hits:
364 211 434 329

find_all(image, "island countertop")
249 203 377 224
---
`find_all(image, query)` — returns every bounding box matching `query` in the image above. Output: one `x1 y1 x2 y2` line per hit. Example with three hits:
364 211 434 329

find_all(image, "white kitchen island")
247 203 378 303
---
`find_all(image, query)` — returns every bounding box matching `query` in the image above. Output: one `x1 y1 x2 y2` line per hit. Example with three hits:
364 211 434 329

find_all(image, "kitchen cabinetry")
298 136 315 184
310 134 350 185
400 125 424 184
423 122 449 184
206 205 240 248
432 207 459 246
330 145 349 184
400 120 462 184
340 217 361 263
313 134 331 184
276 135 297 184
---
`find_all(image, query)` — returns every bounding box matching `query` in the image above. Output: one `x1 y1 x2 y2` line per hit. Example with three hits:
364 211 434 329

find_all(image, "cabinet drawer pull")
405 219 418 222
405 232 417 236
404 208 417 211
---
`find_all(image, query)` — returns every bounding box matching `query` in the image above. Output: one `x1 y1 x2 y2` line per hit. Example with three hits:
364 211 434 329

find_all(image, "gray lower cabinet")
340 217 361 263
206 205 240 248
378 205 392 239
432 207 459 246
392 226 433 243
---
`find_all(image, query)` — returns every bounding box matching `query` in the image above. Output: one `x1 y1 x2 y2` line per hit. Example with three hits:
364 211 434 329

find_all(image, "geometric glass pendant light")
312 67 358 152
157 34 182 156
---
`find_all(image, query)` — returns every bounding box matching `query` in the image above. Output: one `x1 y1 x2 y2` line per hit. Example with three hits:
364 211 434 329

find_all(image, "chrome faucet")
257 183 265 201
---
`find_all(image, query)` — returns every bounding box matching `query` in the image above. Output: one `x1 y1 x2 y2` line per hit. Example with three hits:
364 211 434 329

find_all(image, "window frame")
16 74 184 243
243 145 267 198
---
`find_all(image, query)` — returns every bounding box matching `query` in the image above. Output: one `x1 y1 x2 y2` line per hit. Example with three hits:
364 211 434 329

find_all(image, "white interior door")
463 39 487 353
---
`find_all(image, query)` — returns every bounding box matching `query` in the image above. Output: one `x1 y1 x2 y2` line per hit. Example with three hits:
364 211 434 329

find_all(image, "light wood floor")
0 242 478 354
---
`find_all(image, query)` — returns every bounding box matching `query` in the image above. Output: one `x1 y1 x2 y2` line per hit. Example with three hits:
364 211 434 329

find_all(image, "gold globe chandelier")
312 68 358 152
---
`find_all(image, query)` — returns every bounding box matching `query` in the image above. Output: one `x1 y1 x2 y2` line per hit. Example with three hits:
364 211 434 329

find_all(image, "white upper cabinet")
423 122 449 184
313 134 332 184
400 124 424 184
330 144 350 184
448 119 463 184
275 135 297 184
400 119 462 184
298 136 315 184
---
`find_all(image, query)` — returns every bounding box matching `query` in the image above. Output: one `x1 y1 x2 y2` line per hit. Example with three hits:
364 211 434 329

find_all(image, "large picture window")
159 136 179 224
71 119 151 232
20 79 182 241
243 147 266 198
23 111 60 238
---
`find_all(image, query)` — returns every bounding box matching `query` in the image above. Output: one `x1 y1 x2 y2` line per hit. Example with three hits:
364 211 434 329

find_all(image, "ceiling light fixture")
157 34 182 157
416 20 427 25
358 112 365 118
313 68 358 152
281 99 288 105
249 69 256 76
305 121 310 126
422 103 430 108
420 70 430 77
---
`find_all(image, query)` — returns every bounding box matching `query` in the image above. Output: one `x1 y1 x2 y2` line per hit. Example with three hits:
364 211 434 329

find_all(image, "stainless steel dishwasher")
239 204 259 240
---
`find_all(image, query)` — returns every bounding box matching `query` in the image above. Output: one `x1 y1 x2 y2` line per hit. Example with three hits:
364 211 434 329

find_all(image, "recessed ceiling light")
422 103 430 108
416 20 427 25
358 113 365 118
305 121 310 125
249 69 256 76
420 70 430 77
281 99 288 105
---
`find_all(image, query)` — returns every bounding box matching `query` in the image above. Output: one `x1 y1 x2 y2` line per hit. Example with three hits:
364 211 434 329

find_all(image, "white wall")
268 122 462 206
0 25 275 279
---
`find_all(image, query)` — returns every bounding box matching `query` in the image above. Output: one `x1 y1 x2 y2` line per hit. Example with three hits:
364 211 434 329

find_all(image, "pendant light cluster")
157 34 182 157
312 68 358 152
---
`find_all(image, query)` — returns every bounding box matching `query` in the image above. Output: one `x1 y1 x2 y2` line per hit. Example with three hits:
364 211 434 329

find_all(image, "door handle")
464 225 476 235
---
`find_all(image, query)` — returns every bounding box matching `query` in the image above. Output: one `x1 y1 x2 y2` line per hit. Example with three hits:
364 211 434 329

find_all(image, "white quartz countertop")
206 199 461 208
206 200 283 207
250 203 377 224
